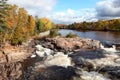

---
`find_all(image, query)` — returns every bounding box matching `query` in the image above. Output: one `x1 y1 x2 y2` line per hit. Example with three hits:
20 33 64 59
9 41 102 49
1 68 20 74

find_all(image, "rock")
115 58 120 64
72 56 96 71
0 62 23 80
42 42 54 49
100 66 120 79
45 36 100 51
101 41 114 48
29 66 76 80
44 52 72 67
70 48 120 73
116 43 120 51
0 51 7 63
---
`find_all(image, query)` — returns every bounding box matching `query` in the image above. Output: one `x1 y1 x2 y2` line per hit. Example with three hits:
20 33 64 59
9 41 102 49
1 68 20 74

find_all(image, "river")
59 29 120 43
21 30 120 80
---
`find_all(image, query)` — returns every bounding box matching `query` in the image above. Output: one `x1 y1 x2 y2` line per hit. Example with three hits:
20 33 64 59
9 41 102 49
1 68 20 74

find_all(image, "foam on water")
100 44 118 53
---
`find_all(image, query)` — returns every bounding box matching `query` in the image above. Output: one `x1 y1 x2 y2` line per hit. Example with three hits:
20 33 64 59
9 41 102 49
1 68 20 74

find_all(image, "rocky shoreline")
0 36 120 80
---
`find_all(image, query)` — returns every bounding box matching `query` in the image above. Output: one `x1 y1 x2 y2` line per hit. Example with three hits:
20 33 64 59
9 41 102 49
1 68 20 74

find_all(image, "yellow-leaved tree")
11 8 29 45
40 18 53 31
6 5 18 41
28 15 35 36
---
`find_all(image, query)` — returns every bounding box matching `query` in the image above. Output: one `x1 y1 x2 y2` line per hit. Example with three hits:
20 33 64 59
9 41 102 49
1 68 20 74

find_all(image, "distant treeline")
0 0 54 45
56 19 120 31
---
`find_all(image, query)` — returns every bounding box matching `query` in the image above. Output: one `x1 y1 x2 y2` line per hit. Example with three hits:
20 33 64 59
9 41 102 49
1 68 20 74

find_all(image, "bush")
49 29 60 37
66 32 78 38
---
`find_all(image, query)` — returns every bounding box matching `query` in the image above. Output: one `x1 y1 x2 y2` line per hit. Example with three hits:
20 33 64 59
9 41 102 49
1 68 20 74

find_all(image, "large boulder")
29 66 76 80
45 36 100 51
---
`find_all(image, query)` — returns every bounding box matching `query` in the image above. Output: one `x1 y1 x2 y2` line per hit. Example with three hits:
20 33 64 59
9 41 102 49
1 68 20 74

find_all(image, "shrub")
49 29 60 37
33 35 41 40
66 32 78 38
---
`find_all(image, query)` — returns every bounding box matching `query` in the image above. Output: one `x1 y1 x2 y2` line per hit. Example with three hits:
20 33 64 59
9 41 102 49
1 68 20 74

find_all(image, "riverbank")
23 36 120 80
0 35 120 80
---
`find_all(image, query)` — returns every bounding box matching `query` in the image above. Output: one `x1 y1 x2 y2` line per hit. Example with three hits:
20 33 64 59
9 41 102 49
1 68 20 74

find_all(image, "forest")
0 0 54 45
57 19 120 31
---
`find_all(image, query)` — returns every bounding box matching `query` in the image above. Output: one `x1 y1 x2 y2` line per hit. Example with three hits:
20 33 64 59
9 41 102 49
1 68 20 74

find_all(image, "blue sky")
54 0 99 11
8 0 120 24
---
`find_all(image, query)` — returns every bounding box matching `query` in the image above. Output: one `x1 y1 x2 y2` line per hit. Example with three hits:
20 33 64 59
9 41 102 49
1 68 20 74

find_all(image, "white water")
35 45 53 57
100 44 117 53
31 44 120 80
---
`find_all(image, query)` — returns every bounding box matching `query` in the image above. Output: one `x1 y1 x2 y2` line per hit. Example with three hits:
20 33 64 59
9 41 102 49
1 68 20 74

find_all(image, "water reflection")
59 29 120 43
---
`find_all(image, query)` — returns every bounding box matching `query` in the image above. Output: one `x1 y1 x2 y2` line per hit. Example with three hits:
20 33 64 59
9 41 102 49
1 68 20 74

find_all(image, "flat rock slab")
71 49 105 60
29 66 76 80
45 36 100 52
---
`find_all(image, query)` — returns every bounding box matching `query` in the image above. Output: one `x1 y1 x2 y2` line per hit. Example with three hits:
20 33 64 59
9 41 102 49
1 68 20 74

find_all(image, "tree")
6 5 18 40
37 19 44 32
11 26 23 45
113 19 120 30
17 8 29 40
0 0 9 26
11 8 29 45
7 5 18 29
39 18 53 31
0 0 10 43
28 15 35 36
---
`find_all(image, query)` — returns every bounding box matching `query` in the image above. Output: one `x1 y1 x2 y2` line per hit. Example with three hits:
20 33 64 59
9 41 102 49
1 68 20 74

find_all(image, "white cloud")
8 0 56 17
7 0 97 24
48 8 97 24
96 0 120 20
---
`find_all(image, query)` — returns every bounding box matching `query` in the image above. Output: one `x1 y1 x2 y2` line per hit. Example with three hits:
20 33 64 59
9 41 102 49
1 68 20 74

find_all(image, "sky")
8 0 120 24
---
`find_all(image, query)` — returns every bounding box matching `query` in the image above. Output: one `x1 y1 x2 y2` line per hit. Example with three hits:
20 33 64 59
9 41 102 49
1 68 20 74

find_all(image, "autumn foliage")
59 19 120 31
0 1 54 45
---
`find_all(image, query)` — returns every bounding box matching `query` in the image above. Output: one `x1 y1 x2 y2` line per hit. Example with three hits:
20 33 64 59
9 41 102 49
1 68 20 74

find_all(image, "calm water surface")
59 29 120 43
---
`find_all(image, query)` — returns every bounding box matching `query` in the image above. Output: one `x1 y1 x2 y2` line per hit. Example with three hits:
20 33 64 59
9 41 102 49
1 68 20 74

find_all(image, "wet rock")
70 49 120 73
73 50 105 59
100 66 120 80
116 43 120 51
29 66 76 80
72 56 96 71
42 42 54 50
101 41 114 48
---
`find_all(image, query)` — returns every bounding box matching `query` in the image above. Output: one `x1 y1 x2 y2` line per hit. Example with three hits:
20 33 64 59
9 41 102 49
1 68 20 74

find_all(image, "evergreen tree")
0 0 10 43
